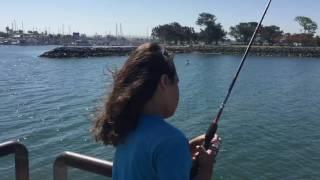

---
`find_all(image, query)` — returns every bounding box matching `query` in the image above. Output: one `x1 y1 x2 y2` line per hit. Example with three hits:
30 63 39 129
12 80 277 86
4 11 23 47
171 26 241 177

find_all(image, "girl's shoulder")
138 114 186 139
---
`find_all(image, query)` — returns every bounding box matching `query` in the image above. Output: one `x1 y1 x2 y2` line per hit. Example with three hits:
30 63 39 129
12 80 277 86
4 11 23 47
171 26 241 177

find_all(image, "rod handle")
204 122 218 150
190 122 218 178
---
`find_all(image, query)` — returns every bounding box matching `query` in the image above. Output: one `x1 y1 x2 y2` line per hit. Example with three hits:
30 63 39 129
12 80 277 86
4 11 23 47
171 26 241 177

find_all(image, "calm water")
1 46 320 180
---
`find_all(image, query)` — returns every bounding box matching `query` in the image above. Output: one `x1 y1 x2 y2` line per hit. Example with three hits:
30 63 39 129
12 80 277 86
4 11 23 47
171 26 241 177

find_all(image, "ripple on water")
1 48 320 179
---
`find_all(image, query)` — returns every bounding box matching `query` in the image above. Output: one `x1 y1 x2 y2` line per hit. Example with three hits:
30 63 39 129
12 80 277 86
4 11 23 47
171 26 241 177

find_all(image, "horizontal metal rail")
54 151 113 180
0 141 29 180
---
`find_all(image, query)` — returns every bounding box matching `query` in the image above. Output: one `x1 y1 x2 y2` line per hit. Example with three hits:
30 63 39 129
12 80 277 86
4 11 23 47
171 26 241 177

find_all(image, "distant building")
73 32 80 39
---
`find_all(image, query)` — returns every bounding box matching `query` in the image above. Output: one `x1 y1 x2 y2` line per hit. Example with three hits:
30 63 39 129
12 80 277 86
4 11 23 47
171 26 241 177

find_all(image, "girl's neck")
142 97 165 118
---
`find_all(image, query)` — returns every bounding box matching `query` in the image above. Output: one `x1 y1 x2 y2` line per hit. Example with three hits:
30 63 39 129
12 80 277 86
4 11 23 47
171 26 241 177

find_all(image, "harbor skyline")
1 0 320 37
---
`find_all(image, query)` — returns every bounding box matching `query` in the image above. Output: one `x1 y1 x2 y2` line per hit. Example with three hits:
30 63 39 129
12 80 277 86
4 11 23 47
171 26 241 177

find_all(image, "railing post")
0 141 29 180
54 154 68 180
54 151 113 180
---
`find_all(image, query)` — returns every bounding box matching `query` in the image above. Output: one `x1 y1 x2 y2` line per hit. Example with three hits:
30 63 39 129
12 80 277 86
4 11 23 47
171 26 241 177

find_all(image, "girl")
92 42 220 180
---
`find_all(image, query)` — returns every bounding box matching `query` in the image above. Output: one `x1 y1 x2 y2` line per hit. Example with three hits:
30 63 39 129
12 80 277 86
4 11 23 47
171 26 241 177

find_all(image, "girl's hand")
189 134 205 155
189 134 221 175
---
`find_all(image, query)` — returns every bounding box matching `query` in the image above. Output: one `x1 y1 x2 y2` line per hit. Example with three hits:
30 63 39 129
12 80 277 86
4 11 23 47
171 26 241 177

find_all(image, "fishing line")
203 0 272 149
191 0 273 177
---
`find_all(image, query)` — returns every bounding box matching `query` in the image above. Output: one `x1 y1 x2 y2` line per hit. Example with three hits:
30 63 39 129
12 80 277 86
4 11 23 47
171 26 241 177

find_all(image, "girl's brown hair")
92 42 177 146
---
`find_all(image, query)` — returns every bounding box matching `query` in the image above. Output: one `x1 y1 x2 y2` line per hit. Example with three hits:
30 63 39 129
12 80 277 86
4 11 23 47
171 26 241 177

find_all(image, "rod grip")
190 122 218 178
204 122 218 149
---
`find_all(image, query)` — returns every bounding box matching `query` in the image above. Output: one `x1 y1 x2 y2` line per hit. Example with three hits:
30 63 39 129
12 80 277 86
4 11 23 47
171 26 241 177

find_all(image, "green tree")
229 22 258 43
294 16 318 34
260 25 283 45
196 13 216 27
5 26 10 36
152 23 180 43
180 26 197 44
152 22 196 44
196 13 226 45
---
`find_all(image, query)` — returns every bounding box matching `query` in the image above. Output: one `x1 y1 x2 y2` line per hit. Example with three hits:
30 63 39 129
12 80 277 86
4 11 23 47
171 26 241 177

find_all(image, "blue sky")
1 0 319 36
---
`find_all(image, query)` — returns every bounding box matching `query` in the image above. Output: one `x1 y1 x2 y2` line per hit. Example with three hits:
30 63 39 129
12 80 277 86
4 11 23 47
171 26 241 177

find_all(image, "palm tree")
5 26 10 37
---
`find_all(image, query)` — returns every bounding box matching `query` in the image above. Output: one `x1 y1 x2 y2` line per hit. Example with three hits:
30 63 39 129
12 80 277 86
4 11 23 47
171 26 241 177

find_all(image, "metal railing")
54 151 113 180
0 141 113 180
0 141 29 180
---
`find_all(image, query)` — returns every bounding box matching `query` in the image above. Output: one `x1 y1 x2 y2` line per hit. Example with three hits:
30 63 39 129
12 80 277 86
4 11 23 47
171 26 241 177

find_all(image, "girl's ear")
159 74 169 89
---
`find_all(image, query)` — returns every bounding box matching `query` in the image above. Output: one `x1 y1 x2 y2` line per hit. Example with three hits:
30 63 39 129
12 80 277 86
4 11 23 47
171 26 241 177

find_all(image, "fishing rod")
191 0 272 176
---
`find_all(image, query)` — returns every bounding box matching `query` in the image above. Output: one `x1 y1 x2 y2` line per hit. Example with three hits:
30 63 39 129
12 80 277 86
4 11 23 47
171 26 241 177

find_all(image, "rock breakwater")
40 46 320 58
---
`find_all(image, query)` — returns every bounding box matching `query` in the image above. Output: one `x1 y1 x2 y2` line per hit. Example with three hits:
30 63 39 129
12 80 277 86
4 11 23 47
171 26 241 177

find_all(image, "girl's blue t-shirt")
112 114 192 180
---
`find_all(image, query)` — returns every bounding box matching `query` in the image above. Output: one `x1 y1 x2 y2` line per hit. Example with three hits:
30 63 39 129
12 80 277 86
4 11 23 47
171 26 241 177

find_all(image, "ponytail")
92 43 177 146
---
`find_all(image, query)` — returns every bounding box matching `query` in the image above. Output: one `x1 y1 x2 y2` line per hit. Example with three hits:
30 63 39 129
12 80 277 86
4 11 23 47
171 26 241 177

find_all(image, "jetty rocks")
40 46 320 58
40 46 136 58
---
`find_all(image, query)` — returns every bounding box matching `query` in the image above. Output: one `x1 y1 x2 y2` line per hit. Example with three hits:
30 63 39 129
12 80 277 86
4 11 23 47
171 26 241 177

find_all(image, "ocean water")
0 46 320 180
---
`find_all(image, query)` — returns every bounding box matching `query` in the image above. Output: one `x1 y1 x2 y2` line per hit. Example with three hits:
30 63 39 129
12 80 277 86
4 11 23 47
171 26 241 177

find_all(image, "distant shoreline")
39 45 320 58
